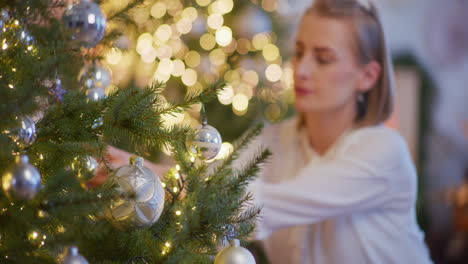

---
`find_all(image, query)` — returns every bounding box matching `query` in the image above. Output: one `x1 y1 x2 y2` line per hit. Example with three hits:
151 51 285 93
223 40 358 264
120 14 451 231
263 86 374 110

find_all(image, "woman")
246 0 433 263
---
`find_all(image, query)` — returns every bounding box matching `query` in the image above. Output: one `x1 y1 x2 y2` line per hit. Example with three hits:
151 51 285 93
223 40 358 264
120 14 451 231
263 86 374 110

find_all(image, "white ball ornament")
106 156 165 228
214 239 256 264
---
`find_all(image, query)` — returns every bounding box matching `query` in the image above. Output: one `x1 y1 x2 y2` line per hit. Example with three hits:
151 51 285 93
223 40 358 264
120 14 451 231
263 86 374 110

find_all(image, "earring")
357 93 365 104
357 92 367 119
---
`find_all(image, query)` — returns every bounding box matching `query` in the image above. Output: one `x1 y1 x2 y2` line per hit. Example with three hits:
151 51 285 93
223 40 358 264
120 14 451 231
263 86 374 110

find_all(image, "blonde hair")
305 0 395 126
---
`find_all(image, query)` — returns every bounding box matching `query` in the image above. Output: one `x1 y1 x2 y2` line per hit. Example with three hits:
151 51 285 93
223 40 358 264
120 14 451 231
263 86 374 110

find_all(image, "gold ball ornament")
214 239 256 264
106 156 165 227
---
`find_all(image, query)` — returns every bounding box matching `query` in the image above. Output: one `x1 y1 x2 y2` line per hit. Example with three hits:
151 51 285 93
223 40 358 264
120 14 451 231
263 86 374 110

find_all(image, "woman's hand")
88 146 171 188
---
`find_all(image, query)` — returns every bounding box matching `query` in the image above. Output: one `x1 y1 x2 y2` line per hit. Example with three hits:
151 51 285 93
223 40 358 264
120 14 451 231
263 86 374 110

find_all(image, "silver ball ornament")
107 157 165 227
16 116 37 147
187 123 222 160
214 239 256 264
63 246 89 264
2 155 42 201
78 63 112 91
63 0 107 47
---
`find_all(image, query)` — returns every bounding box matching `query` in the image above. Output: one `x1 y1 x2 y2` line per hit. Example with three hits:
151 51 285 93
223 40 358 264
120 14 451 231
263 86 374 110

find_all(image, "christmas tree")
0 0 270 263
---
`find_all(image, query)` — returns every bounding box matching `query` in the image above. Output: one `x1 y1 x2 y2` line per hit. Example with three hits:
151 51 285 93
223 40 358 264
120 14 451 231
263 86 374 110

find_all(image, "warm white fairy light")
175 164 181 171
173 187 179 193
30 231 38 240
175 210 181 216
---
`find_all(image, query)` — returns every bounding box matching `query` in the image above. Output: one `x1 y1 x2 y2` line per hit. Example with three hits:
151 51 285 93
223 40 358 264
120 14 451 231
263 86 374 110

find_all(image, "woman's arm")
251 128 413 239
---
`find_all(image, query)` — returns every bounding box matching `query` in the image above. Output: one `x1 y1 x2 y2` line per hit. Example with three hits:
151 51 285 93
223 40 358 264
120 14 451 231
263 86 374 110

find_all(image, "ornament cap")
129 156 144 167
230 239 240 247
17 155 29 164
69 246 79 256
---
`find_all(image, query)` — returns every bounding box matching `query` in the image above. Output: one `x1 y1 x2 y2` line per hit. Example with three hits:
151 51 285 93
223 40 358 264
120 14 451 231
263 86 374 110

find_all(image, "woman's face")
293 13 368 114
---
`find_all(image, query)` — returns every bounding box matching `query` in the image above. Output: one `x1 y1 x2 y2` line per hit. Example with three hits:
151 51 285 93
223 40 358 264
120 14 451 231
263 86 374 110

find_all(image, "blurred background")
87 0 468 262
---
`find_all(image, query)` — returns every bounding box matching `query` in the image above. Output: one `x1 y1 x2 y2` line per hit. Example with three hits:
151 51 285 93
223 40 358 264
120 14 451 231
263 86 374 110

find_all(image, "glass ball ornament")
186 122 222 160
78 63 112 91
15 116 37 148
63 246 89 264
2 155 42 201
87 87 106 101
0 9 10 36
106 156 165 228
214 239 256 264
63 0 106 47
72 156 98 182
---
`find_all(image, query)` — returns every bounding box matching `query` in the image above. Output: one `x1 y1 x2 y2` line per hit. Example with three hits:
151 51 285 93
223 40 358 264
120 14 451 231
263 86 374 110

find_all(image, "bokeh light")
265 64 282 82
215 26 232 47
252 33 270 50
196 0 212 7
185 51 201 68
209 49 226 66
106 48 122 65
151 2 167 19
200 33 216 50
232 93 249 112
155 24 172 42
207 13 224 29
172 59 186 77
262 43 280 61
217 84 234 105
182 68 198 86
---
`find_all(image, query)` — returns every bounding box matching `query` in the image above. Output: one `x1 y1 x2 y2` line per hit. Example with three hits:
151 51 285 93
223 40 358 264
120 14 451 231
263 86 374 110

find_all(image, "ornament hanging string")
200 103 208 126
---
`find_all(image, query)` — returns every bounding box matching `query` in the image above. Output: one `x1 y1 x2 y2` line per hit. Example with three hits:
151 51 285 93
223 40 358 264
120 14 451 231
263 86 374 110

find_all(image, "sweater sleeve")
252 127 409 240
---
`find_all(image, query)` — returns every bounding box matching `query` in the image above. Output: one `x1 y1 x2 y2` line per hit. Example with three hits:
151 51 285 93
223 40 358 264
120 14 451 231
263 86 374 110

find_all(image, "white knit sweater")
245 117 433 264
